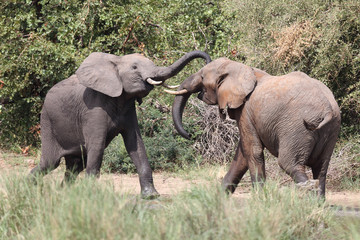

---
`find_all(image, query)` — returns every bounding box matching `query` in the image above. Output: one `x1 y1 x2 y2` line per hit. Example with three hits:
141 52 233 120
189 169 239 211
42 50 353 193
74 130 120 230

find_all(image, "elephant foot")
221 181 237 194
27 167 44 185
141 186 160 200
296 179 320 194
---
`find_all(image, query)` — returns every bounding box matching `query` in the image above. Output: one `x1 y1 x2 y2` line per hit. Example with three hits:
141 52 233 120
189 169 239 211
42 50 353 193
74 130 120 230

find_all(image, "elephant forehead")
203 74 216 88
122 54 155 65
202 68 219 89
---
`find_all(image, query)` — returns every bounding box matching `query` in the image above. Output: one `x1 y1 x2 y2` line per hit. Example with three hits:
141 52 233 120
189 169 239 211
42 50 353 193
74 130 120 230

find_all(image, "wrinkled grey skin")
172 58 341 197
29 51 211 199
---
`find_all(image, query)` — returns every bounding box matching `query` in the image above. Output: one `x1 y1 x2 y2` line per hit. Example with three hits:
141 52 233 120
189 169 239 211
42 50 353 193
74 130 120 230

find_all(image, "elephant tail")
304 112 333 131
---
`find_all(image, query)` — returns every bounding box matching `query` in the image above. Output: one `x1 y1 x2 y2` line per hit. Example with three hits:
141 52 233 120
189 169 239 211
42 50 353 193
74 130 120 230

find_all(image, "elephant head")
169 57 267 139
75 51 212 99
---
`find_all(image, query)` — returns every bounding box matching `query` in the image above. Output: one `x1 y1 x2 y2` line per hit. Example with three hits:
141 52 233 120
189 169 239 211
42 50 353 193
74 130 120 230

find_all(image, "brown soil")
1 153 359 208
102 173 360 208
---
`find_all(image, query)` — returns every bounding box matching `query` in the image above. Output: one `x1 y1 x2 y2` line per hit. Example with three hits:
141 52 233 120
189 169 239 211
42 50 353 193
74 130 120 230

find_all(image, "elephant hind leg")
277 150 309 184
29 154 62 182
29 135 62 182
62 155 87 185
311 137 338 197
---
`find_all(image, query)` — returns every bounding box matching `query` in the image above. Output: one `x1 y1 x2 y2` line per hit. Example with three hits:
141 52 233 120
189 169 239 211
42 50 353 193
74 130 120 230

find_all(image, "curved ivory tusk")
164 89 189 95
162 83 180 89
146 78 163 85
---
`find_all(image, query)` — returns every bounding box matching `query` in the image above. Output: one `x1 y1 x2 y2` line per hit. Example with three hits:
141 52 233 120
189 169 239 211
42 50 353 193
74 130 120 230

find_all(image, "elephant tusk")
146 78 163 85
162 83 180 89
164 89 189 95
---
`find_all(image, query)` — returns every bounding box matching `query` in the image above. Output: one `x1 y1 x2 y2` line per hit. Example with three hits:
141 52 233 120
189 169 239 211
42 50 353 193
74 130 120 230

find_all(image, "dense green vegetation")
1 173 359 239
1 0 359 172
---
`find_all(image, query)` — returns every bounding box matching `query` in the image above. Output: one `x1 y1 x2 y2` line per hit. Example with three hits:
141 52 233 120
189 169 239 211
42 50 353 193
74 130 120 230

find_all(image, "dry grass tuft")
272 20 318 66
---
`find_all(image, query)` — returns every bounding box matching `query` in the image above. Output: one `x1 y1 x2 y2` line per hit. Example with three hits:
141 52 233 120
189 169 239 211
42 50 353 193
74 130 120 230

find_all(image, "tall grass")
1 174 359 239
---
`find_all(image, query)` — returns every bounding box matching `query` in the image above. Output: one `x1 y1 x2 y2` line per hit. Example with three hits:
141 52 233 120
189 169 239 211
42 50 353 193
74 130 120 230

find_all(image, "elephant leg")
278 149 309 184
28 134 62 182
222 142 249 193
311 137 338 197
82 112 107 177
85 144 105 177
121 109 159 199
62 155 86 184
247 145 266 187
29 156 61 180
240 131 266 187
311 164 327 197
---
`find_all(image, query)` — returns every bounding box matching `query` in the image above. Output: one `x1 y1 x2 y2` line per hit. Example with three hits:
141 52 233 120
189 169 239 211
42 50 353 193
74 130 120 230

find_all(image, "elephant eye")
132 65 137 70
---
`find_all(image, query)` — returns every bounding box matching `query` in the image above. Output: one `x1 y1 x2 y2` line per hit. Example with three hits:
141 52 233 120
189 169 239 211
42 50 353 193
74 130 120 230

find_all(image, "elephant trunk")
172 93 192 139
154 51 211 81
171 73 202 139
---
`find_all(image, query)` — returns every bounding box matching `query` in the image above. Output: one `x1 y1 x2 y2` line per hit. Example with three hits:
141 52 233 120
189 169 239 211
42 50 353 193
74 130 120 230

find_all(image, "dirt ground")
0 152 359 209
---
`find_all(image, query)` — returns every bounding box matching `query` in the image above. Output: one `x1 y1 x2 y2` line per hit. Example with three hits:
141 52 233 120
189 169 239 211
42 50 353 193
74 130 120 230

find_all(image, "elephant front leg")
85 144 105 176
242 136 266 188
82 112 108 177
222 142 249 194
122 118 159 199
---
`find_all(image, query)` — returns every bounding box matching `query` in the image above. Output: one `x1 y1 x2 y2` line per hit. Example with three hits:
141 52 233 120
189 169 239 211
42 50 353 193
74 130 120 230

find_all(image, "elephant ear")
217 62 256 116
76 52 123 97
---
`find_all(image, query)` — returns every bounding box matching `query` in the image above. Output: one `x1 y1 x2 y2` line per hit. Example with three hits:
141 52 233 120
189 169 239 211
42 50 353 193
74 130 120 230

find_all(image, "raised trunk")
154 51 211 81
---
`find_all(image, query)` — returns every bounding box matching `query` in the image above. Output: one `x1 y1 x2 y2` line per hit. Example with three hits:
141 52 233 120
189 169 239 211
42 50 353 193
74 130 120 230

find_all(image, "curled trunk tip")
172 93 192 139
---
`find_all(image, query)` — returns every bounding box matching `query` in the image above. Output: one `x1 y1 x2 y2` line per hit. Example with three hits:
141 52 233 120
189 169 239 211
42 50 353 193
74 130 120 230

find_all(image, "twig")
122 16 140 51
191 32 198 50
146 22 163 30
198 26 209 50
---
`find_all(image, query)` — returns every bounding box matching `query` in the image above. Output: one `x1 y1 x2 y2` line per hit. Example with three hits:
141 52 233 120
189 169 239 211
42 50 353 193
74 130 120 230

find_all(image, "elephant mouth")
201 93 217 105
144 78 161 91
144 80 155 91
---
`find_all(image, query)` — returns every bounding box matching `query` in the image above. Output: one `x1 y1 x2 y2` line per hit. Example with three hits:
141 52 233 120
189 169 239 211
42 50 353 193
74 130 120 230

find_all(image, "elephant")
168 57 341 197
29 51 211 199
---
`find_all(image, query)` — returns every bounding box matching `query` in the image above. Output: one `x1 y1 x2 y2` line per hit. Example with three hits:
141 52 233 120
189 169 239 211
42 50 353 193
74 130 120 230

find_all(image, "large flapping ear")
217 61 257 115
76 52 123 97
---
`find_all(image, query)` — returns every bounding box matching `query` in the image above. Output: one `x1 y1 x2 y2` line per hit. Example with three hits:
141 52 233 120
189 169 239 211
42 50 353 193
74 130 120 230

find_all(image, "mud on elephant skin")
170 57 341 197
29 51 211 199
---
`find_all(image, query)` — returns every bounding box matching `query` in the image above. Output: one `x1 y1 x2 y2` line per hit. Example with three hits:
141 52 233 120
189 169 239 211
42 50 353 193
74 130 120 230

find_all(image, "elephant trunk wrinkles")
155 51 211 81
172 72 204 139
172 92 192 139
